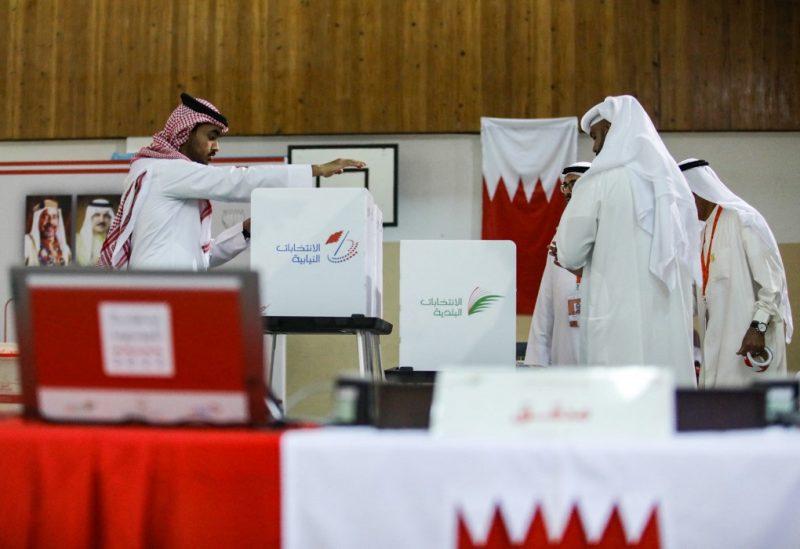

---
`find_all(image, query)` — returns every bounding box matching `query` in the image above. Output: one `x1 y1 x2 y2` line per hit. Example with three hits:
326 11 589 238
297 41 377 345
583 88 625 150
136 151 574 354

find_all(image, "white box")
399 240 516 369
251 188 383 317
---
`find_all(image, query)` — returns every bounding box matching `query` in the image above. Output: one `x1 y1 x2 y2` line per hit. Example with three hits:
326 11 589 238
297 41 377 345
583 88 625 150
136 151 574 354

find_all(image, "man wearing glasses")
524 161 591 366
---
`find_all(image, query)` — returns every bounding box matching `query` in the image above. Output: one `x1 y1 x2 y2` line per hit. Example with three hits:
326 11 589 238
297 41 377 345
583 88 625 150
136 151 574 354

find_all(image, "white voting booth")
250 188 385 407
399 240 516 370
251 188 382 317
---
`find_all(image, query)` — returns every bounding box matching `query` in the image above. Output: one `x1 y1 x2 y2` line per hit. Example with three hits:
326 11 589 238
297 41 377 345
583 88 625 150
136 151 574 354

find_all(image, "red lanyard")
701 206 723 297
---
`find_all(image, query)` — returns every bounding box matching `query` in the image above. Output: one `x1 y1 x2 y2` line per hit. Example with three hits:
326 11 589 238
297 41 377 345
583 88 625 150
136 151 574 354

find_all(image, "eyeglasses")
559 181 574 193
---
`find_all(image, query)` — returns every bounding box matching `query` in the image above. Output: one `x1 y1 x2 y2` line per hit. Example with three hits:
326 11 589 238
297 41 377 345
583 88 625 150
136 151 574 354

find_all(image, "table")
282 427 800 549
0 418 284 549
4 418 800 549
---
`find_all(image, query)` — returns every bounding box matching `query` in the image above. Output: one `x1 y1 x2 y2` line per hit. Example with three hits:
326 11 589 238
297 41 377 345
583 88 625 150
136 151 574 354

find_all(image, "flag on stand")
481 117 577 314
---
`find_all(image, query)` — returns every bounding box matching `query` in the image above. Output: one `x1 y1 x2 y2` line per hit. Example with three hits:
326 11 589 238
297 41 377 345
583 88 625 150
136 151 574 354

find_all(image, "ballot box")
399 240 516 370
250 188 383 317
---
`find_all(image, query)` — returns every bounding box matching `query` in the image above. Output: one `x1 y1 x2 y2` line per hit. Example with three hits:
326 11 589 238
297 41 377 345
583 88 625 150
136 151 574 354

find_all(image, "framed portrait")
23 195 74 267
74 194 121 267
288 144 398 226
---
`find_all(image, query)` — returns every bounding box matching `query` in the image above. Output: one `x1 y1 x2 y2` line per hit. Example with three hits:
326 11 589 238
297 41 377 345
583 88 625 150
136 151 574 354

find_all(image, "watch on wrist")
750 320 767 334
242 227 251 240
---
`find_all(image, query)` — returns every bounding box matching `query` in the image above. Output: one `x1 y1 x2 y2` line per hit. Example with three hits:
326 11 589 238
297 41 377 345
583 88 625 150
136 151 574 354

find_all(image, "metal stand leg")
369 333 385 382
265 333 284 420
355 331 384 381
268 333 278 389
356 331 369 378
355 330 384 424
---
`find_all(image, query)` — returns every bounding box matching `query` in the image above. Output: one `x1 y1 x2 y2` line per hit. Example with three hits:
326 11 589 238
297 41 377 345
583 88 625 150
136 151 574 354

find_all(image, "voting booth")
250 188 389 395
250 188 383 317
399 240 516 370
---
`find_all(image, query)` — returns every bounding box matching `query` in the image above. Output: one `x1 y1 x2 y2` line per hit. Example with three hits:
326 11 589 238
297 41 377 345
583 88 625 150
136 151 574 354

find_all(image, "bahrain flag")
457 504 660 549
481 117 577 314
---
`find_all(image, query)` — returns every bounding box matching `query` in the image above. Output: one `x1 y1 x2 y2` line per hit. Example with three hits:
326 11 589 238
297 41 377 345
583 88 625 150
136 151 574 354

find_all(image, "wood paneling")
479 0 660 121
1 0 798 139
660 0 800 130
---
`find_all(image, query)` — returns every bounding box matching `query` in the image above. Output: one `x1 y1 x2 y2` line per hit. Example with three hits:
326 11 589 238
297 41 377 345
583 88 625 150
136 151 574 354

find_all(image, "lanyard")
701 206 723 297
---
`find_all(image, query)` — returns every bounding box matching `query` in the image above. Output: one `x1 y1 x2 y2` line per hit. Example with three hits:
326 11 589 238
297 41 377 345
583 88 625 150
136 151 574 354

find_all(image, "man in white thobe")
679 158 792 387
524 161 590 366
99 93 363 270
554 96 699 387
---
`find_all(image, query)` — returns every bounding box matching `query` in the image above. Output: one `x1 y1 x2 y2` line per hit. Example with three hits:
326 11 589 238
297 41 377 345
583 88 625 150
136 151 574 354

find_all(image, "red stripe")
0 157 283 173
0 160 130 166
0 169 130 175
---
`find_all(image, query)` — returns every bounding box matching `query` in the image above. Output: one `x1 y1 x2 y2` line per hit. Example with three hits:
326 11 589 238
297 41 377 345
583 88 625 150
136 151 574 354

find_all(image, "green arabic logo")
467 286 502 315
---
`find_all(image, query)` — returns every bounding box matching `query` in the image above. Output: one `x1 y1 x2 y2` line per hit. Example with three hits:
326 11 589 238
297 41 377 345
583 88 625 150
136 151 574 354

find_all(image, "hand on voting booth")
311 159 366 177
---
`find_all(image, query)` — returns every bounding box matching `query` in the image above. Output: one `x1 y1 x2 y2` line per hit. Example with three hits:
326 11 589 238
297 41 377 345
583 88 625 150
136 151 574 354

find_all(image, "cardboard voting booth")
399 240 516 370
250 188 383 317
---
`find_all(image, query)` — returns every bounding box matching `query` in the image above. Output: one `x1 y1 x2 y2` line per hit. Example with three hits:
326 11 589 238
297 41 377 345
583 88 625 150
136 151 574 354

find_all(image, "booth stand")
251 188 386 416
263 315 392 415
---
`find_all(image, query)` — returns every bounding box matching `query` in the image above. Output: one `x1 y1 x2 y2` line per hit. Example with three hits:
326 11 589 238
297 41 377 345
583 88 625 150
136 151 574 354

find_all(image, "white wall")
658 133 800 244
1 132 799 340
222 132 800 244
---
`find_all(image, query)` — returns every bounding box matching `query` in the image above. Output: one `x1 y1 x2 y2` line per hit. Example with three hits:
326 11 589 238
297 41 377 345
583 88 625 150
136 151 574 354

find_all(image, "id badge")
567 291 581 327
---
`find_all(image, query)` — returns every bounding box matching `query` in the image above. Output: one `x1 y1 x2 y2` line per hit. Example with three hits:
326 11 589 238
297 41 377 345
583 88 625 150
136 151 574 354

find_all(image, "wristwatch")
750 320 768 334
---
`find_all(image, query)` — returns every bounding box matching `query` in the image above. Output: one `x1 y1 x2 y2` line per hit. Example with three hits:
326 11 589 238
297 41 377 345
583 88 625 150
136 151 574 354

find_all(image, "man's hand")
312 159 366 177
736 328 766 358
243 217 251 233
549 241 582 277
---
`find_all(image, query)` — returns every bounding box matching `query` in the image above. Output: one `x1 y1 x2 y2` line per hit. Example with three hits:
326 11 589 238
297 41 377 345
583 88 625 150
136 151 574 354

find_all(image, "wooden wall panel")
1 0 798 140
479 0 660 122
660 0 800 130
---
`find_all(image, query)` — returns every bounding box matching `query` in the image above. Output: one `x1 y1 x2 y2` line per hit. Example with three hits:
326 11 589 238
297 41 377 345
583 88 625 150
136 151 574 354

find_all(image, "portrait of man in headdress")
23 195 73 267
75 195 120 266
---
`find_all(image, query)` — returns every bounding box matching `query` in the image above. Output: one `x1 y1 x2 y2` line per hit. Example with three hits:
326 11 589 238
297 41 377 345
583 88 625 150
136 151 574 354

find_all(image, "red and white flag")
481 117 577 314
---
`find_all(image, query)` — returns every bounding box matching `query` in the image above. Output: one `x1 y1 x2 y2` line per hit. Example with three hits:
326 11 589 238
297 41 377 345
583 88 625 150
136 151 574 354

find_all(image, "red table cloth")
0 418 283 549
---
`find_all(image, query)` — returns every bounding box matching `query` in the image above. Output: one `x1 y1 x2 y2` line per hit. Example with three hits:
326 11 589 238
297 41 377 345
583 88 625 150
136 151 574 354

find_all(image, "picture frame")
74 194 121 267
23 194 74 267
288 144 398 226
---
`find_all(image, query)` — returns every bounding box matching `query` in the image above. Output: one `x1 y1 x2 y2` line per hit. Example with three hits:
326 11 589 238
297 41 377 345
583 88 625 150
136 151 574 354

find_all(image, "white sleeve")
524 257 555 366
209 222 249 268
555 179 599 270
155 161 313 203
742 224 784 323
